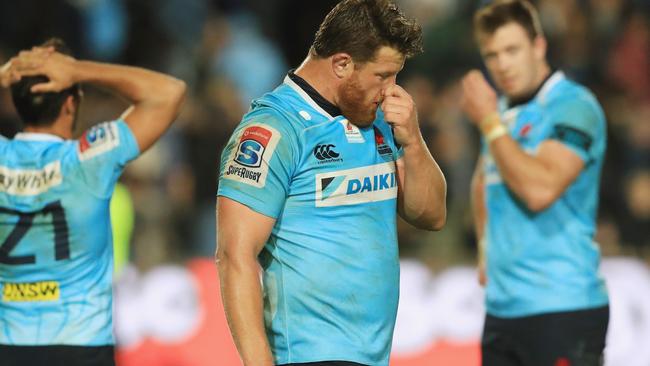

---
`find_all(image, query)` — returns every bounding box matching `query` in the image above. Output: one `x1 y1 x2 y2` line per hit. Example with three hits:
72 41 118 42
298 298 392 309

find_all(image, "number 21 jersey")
0 120 139 345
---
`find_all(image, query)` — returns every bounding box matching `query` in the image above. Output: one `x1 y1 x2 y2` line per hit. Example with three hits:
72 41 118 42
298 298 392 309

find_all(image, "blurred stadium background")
0 0 648 365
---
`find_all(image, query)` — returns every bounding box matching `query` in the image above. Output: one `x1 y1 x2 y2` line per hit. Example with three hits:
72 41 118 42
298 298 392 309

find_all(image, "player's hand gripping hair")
2 46 186 153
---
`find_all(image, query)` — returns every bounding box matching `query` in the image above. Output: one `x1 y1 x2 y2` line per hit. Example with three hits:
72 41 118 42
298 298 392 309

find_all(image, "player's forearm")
488 135 558 211
470 165 488 285
72 60 186 109
399 139 447 230
470 165 486 240
217 256 274 366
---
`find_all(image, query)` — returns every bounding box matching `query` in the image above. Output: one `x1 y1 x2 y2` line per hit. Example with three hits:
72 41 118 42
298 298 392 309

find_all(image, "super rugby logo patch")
223 124 281 188
78 122 120 161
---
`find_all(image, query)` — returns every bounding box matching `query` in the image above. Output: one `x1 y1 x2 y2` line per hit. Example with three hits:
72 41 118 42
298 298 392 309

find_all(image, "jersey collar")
506 70 565 109
13 132 65 142
284 71 342 120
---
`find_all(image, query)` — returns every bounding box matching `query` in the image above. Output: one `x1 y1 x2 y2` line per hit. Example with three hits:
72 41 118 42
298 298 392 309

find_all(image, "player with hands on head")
0 38 186 366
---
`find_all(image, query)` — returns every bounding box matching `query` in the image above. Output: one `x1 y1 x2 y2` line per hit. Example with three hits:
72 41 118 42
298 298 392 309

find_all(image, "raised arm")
6 48 186 152
461 70 584 212
216 197 275 366
383 84 447 231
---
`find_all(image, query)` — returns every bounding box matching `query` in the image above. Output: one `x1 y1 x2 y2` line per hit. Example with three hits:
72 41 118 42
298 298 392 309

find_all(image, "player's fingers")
382 84 410 100
12 57 43 71
30 81 58 93
381 95 411 108
16 68 47 77
9 70 21 84
382 103 409 116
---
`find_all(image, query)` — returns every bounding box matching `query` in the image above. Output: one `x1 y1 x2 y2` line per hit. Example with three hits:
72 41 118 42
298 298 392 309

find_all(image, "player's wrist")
479 112 507 143
401 134 426 153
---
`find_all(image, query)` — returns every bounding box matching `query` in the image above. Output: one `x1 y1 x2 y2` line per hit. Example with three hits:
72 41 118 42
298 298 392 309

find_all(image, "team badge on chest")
374 127 393 159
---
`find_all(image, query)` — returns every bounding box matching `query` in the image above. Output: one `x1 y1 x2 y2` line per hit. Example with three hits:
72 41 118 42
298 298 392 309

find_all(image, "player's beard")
338 74 377 127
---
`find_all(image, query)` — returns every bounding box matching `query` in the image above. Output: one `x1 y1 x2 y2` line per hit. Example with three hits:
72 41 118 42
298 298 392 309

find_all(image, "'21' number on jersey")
0 201 70 265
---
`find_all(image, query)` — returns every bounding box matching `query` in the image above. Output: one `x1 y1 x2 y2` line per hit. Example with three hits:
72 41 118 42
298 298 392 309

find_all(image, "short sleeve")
74 120 140 198
217 109 299 219
546 96 604 163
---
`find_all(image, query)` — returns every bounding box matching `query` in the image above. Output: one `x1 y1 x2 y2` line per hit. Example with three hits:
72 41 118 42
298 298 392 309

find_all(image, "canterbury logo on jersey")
0 161 63 196
313 144 343 164
78 122 120 161
2 281 60 302
315 162 397 207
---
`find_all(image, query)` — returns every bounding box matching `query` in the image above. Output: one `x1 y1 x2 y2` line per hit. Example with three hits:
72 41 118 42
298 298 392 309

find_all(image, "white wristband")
485 124 507 143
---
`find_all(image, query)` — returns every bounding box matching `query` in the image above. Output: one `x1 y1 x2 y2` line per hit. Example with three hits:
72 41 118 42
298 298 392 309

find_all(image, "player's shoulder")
251 82 332 130
542 74 606 142
241 88 311 141
544 74 602 112
74 119 133 162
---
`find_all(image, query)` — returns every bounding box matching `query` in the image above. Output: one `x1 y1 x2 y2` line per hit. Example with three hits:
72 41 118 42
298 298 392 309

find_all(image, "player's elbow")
215 242 259 274
215 245 228 269
156 77 187 109
522 187 557 213
409 207 447 231
427 209 447 231
167 78 187 107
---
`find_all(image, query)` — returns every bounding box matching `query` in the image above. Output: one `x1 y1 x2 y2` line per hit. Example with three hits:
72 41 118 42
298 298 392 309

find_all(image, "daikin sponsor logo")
315 162 397 207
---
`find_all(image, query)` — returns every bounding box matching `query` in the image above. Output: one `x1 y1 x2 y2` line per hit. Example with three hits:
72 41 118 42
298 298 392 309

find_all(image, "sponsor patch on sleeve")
77 122 120 161
222 124 281 188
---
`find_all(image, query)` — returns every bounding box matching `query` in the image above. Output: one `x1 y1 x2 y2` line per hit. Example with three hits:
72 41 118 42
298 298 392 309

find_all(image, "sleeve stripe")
550 124 593 152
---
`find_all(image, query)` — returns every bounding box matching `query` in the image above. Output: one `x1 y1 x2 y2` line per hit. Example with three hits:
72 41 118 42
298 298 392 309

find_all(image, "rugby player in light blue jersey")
461 1 609 365
216 1 447 365
0 39 186 366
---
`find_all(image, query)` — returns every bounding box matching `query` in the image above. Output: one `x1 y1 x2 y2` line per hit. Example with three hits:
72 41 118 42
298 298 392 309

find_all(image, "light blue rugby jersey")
0 120 139 345
218 75 404 365
482 71 609 318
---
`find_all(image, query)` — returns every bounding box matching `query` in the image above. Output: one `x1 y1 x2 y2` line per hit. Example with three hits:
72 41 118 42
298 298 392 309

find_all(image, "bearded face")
335 46 405 127
337 71 380 127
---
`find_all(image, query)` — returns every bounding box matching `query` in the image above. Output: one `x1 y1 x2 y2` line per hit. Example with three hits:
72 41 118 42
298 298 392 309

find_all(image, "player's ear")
331 53 354 79
61 95 76 116
532 35 547 61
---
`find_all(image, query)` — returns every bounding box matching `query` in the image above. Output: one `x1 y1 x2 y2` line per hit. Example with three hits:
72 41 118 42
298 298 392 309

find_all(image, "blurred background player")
0 39 185 366
462 1 609 365
216 0 446 365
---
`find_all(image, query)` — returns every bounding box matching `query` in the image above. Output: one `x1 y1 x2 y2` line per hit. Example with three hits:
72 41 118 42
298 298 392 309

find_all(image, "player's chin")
356 112 377 127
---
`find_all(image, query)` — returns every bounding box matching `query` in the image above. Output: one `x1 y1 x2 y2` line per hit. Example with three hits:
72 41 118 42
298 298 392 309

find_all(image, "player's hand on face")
381 84 421 147
10 47 78 93
461 70 498 126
